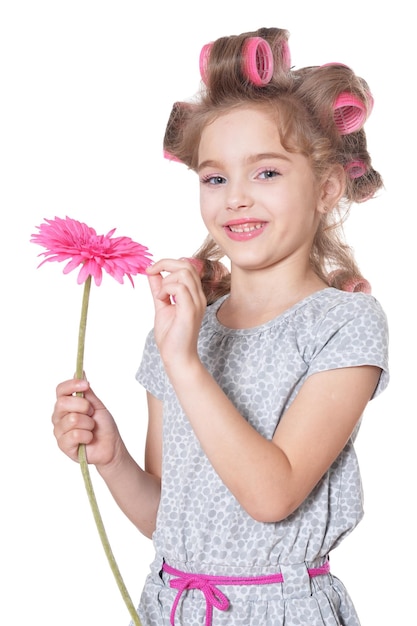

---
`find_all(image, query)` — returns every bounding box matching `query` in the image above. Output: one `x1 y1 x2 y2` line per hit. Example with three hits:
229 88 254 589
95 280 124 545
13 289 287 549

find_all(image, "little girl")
52 27 389 625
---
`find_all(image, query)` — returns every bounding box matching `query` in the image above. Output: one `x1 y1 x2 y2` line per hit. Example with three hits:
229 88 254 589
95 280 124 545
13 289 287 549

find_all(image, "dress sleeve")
306 293 389 398
135 329 167 400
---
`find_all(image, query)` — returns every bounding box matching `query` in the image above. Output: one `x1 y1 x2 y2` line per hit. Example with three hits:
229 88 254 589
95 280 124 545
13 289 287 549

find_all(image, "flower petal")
31 216 152 286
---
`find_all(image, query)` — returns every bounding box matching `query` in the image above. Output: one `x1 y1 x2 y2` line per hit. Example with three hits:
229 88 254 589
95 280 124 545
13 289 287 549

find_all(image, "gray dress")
134 288 389 626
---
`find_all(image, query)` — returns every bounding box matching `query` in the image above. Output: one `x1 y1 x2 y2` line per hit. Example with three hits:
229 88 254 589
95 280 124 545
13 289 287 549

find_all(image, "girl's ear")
317 165 345 214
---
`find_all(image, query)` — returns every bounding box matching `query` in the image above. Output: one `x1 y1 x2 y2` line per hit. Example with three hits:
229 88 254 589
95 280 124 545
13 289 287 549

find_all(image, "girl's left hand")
146 258 207 372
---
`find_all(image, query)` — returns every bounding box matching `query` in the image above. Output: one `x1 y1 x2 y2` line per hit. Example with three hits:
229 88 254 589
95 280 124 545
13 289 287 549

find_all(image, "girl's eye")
258 169 280 180
201 174 226 185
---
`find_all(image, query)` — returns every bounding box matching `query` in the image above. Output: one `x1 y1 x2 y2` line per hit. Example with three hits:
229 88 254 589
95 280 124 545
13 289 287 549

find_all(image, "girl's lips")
223 220 267 241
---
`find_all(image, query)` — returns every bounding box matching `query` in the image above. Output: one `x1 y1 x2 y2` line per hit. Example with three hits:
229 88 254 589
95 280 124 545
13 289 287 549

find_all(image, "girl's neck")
217 268 328 329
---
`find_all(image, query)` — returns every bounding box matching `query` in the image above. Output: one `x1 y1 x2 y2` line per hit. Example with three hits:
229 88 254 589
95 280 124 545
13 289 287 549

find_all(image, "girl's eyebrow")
249 152 292 163
197 159 220 171
198 152 291 172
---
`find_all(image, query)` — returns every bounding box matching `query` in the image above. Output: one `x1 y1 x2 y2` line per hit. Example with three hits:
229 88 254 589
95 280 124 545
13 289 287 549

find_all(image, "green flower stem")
75 275 91 380
78 444 142 625
76 276 142 626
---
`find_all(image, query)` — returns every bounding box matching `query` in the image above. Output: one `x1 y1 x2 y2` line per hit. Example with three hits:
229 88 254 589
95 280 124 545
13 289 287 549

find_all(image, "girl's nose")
226 183 253 211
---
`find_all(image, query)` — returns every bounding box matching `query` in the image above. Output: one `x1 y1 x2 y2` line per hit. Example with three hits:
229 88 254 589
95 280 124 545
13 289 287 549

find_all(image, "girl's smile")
224 218 267 241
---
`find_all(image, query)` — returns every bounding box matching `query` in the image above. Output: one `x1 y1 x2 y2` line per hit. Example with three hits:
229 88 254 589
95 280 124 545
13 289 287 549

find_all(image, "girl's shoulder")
297 287 388 328
297 288 389 397
204 288 388 335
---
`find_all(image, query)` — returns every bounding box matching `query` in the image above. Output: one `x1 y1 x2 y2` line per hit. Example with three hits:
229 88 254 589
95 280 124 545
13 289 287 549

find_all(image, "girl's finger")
147 273 169 306
147 257 200 277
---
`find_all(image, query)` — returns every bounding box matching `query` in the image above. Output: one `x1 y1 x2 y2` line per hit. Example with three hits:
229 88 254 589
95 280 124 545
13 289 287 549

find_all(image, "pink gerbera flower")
31 216 150 626
31 215 152 285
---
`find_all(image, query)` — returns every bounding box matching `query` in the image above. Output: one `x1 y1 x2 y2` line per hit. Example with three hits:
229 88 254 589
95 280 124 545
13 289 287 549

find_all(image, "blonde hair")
164 27 382 303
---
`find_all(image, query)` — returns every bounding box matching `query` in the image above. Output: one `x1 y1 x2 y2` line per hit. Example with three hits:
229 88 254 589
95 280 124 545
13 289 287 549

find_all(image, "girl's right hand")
52 378 122 468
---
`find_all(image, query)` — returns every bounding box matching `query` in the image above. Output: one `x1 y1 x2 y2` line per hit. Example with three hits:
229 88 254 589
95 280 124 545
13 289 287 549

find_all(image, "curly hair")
163 27 382 303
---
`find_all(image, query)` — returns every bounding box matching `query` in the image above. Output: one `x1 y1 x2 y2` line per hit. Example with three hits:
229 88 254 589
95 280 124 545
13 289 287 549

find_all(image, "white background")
0 1 414 624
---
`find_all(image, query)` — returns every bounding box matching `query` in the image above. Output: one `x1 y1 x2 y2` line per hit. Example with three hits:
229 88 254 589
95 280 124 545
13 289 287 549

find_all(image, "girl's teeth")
229 223 262 233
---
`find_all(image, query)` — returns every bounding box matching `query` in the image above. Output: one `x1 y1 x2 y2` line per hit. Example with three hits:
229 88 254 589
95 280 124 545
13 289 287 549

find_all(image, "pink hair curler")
328 270 372 294
320 62 350 69
199 42 213 84
163 149 183 164
242 37 274 86
280 40 292 71
199 37 274 86
181 257 205 275
343 277 372 294
345 160 367 179
333 92 370 135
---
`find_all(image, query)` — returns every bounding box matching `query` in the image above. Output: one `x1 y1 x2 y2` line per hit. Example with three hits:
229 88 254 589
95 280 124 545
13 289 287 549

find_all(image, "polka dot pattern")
134 288 389 625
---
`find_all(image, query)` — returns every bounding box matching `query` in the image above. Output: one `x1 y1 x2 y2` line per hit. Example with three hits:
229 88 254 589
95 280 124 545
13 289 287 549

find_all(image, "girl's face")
197 106 326 275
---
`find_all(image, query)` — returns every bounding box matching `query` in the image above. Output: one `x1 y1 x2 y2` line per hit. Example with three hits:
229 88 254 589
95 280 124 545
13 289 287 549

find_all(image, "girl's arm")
146 258 381 523
52 379 162 538
97 391 163 538
167 359 380 523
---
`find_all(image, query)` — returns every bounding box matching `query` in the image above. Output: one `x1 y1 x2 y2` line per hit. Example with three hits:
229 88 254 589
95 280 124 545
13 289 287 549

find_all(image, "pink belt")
162 559 330 626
